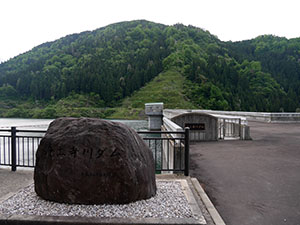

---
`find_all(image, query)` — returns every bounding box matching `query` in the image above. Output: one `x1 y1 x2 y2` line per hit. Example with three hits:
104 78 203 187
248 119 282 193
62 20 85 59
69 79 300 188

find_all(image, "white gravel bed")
0 181 198 220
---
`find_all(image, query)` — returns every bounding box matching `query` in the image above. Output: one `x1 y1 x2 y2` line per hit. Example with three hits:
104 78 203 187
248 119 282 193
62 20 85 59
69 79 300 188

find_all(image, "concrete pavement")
0 167 33 203
190 121 300 225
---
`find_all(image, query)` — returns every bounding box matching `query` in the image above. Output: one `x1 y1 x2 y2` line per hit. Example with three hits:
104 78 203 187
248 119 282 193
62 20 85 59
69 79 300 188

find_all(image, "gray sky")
1 0 300 62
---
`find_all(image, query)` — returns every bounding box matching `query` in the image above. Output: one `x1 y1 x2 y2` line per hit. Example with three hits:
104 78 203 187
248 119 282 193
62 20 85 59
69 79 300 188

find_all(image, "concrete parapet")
269 113 300 123
164 109 300 123
202 110 300 123
163 117 183 139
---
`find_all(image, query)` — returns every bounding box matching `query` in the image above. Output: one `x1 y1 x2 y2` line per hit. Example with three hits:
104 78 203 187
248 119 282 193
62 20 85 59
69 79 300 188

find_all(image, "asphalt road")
190 122 300 225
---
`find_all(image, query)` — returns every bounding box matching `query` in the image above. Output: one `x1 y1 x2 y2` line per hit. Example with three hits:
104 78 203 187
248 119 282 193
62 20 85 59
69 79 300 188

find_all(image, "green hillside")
0 20 300 119
109 69 196 119
226 35 300 111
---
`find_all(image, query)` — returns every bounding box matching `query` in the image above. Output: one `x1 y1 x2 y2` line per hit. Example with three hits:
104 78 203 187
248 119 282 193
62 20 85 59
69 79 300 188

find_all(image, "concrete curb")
190 178 226 225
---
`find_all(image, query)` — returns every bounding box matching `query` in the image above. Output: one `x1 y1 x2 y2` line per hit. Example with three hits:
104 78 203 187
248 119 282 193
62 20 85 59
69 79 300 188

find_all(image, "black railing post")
184 127 190 176
11 127 17 171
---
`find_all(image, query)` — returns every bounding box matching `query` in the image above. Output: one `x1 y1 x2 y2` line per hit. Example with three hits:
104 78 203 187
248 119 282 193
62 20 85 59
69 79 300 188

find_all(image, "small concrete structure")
163 109 251 141
145 105 252 141
163 109 251 140
171 113 218 141
145 103 164 130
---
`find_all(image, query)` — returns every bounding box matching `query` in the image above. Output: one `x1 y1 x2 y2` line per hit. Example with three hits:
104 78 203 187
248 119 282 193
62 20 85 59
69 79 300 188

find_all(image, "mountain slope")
0 20 169 104
0 20 300 118
109 69 196 119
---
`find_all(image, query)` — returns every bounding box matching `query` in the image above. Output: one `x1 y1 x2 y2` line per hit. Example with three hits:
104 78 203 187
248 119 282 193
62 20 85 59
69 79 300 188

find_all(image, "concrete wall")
164 109 300 123
171 113 218 141
194 110 300 123
269 113 300 123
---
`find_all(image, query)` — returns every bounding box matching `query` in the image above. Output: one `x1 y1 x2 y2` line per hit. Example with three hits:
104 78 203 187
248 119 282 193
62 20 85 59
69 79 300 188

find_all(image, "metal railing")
138 128 189 176
0 127 190 175
0 127 46 171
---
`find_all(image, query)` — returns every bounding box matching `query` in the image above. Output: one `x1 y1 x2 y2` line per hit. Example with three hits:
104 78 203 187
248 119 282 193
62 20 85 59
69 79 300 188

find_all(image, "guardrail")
0 127 190 175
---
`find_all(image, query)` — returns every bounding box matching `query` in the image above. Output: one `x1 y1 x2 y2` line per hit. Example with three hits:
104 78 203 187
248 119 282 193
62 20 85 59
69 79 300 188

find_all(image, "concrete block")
146 103 164 130
145 103 164 116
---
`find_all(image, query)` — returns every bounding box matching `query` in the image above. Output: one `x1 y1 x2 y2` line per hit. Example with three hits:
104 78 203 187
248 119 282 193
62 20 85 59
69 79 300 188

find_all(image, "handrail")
0 128 47 134
0 129 11 132
15 129 47 133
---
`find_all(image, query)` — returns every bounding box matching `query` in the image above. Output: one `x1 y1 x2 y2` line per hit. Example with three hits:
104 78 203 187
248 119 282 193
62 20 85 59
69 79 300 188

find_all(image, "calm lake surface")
0 118 148 131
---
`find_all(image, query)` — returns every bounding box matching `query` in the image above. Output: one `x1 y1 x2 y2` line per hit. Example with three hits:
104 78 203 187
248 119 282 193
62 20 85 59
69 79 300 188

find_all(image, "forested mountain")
0 20 167 105
0 20 299 118
226 35 300 111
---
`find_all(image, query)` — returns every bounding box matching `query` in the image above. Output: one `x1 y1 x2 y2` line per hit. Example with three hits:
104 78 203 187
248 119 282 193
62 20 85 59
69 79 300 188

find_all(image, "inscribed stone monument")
34 117 156 204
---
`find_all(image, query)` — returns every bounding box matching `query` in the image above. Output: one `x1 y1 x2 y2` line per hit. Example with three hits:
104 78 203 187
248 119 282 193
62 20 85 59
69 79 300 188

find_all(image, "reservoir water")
0 118 148 131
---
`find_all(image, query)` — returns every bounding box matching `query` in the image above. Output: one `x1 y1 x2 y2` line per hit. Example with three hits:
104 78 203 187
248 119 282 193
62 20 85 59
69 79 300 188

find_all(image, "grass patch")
108 69 196 119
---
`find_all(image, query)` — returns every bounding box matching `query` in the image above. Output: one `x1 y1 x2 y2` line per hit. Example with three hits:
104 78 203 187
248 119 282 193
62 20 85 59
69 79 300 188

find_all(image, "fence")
0 127 190 175
0 127 46 171
218 118 242 140
138 128 190 176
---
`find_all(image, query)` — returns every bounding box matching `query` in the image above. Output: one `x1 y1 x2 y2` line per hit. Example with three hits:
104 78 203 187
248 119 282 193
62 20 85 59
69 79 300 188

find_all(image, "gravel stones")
34 117 156 204
0 181 198 220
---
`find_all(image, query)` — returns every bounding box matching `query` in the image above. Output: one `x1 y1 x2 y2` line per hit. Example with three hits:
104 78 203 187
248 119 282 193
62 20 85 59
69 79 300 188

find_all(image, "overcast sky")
1 0 299 62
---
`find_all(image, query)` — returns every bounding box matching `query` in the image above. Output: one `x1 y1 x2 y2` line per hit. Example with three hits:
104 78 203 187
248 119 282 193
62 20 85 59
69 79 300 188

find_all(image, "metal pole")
11 127 17 171
184 127 190 176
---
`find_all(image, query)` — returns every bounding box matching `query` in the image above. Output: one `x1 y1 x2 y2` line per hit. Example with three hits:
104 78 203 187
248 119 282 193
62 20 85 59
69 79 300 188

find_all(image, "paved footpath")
190 122 300 225
0 168 33 203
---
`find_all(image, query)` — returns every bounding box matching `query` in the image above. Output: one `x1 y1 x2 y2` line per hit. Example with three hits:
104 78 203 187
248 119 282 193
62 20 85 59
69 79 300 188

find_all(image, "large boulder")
34 117 156 204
